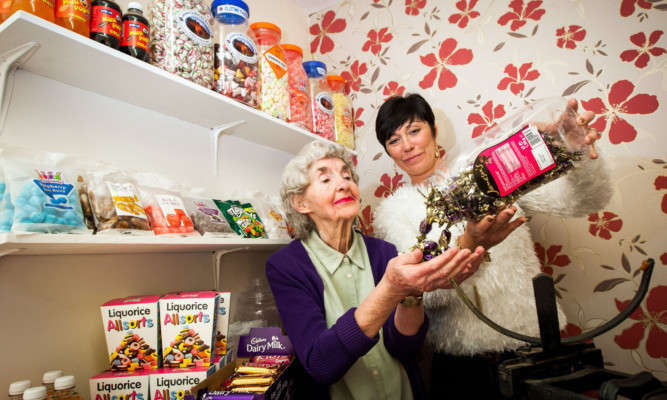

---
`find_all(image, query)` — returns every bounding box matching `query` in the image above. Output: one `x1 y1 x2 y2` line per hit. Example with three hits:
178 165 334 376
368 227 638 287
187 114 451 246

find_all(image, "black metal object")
450 258 665 399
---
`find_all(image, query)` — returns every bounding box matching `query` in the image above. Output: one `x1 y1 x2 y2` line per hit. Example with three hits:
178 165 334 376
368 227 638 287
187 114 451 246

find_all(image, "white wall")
0 0 309 395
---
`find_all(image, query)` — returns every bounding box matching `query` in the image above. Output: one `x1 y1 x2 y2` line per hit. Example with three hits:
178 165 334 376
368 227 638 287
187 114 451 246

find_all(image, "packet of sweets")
0 165 11 233
183 196 235 237
88 168 152 235
1 146 91 234
252 192 290 239
136 173 199 237
214 200 266 238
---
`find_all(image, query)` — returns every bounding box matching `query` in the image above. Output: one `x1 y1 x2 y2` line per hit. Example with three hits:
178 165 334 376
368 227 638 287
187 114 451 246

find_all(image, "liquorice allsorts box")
101 295 162 372
159 291 219 368
150 366 216 400
89 369 152 400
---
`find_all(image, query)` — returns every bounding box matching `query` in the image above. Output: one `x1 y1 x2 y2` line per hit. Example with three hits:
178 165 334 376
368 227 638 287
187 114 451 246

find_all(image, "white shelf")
0 232 290 255
0 12 355 156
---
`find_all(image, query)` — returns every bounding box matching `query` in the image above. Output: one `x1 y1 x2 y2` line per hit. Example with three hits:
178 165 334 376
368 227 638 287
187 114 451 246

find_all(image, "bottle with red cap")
282 44 312 131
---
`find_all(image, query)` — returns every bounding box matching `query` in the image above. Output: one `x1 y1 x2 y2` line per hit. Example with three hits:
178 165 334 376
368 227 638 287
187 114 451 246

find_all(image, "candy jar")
283 44 312 131
10 0 53 22
249 22 289 121
326 75 354 149
211 0 259 107
148 0 215 89
303 60 334 141
414 97 593 259
54 0 90 37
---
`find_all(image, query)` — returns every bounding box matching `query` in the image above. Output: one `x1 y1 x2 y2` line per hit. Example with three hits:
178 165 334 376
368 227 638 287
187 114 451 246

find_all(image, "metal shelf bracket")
210 121 246 176
0 42 40 133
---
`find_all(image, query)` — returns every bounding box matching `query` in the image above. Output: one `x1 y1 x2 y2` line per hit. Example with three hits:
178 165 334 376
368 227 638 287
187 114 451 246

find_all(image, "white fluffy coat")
373 153 611 356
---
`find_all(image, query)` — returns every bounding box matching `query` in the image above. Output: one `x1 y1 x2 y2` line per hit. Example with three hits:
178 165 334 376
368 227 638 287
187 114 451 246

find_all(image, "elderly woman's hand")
383 246 485 297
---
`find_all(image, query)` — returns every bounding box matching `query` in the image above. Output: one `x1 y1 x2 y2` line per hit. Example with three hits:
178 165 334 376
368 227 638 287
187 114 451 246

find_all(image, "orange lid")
281 44 303 55
249 22 281 35
326 75 345 83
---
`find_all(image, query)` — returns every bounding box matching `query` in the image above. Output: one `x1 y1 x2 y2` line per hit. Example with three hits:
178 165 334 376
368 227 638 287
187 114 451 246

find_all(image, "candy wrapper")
87 169 152 235
252 192 291 239
136 173 199 237
0 146 91 234
414 97 590 260
214 200 266 238
183 196 235 237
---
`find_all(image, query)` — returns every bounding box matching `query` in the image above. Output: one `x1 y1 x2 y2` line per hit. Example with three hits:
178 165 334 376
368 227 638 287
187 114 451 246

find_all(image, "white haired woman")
265 140 486 400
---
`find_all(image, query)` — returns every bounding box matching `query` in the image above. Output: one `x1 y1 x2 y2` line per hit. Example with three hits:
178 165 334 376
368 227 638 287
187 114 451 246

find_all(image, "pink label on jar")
474 124 555 197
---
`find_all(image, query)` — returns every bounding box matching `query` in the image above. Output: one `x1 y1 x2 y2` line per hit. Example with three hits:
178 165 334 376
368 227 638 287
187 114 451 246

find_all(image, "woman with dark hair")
373 93 611 399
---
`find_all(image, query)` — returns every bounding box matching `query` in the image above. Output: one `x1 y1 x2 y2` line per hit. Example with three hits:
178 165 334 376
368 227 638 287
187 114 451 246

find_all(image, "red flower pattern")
534 242 571 276
588 211 623 240
362 27 394 55
353 107 365 129
448 0 480 28
497 0 546 32
620 0 653 17
581 80 659 145
358 205 374 236
620 31 666 69
374 173 405 198
419 38 473 90
614 285 667 358
467 100 506 138
561 323 583 338
497 62 540 95
655 175 667 214
340 61 368 93
556 25 586 49
383 81 406 101
310 11 347 55
405 0 426 16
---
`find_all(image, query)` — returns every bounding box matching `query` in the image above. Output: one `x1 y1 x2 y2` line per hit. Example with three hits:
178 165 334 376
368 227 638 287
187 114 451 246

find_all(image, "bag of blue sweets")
0 165 11 233
1 146 91 234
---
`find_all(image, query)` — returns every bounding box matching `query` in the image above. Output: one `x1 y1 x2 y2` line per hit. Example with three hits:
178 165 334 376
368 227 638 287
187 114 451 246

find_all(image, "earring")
393 162 399 177
435 148 440 158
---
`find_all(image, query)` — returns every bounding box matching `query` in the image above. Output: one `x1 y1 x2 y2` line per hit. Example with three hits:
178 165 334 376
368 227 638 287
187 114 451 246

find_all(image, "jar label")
55 0 90 22
341 105 353 129
32 173 75 211
262 45 287 79
90 5 121 38
294 78 310 104
121 20 149 51
315 92 334 115
0 0 12 15
105 182 147 219
214 4 247 20
177 10 213 46
473 124 555 197
224 32 258 63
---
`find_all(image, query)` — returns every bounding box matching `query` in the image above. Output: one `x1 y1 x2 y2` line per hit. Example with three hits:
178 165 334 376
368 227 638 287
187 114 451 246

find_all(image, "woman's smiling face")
385 119 438 185
295 157 360 226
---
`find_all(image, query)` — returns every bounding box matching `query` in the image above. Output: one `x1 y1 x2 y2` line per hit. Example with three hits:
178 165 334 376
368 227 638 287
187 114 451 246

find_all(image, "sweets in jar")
326 75 355 150
249 22 290 121
303 61 334 141
282 44 312 131
211 0 259 107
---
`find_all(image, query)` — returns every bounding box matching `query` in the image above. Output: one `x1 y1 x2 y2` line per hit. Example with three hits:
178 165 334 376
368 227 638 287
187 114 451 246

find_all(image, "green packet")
214 200 267 238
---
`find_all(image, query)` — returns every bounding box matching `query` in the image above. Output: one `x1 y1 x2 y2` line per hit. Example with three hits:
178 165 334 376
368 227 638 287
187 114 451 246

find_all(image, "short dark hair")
375 93 436 152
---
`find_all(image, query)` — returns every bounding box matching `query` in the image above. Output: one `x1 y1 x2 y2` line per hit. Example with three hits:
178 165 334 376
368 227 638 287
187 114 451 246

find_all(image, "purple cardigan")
265 234 428 399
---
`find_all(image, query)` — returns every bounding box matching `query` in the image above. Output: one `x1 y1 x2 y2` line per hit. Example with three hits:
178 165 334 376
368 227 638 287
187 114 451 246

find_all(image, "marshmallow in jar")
249 22 290 121
148 0 215 89
326 74 355 150
211 0 259 107
303 60 334 141
282 44 312 131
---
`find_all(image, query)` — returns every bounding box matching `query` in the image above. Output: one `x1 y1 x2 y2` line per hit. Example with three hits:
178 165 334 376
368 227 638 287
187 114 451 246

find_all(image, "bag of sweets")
252 191 290 239
0 165 11 233
1 146 91 234
183 195 235 237
214 199 266 238
87 168 152 235
414 97 593 259
136 173 199 237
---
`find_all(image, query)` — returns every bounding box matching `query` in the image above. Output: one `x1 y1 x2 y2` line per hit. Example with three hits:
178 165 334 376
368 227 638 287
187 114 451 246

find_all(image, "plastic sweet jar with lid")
282 44 312 131
148 0 215 89
249 22 290 121
303 60 334 141
326 75 355 150
211 0 259 107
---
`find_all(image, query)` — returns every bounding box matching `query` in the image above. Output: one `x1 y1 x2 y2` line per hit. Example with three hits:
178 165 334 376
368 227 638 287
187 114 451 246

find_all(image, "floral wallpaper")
308 0 666 379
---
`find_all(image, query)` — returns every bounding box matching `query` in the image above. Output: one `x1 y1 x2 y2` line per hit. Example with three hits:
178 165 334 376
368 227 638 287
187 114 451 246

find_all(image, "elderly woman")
265 140 486 400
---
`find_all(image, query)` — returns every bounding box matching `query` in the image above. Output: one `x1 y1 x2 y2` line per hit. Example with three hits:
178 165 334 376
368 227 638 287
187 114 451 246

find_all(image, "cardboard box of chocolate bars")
186 327 297 400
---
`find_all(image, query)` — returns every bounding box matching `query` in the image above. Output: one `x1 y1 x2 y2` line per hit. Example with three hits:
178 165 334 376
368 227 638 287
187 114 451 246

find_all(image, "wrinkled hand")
567 97 600 159
384 246 485 297
462 205 525 251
